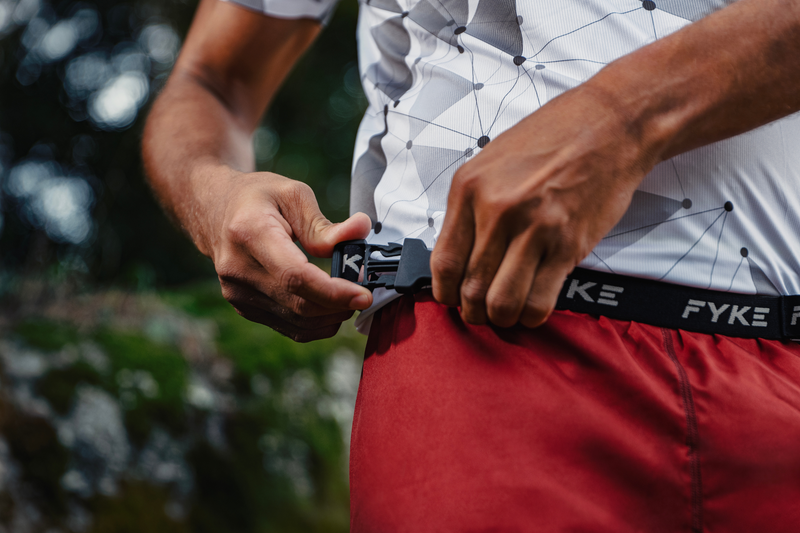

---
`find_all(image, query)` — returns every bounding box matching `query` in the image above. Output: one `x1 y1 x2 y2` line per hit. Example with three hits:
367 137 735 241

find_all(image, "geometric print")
229 0 800 299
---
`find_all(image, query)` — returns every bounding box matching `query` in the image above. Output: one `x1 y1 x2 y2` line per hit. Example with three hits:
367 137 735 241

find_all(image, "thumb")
277 181 371 257
286 190 371 257
305 212 372 258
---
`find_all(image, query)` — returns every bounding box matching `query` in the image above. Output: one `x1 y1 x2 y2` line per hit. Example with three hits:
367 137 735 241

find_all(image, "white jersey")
227 0 800 316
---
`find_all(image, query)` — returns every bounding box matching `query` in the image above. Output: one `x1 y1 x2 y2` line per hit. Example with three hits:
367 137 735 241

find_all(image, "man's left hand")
431 83 660 328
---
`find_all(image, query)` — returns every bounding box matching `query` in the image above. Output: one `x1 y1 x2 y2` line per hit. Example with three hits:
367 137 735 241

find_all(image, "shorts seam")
662 328 704 533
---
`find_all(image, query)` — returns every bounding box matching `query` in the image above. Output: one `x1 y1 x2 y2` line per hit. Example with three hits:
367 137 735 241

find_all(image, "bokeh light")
1 0 364 280
38 18 79 61
88 70 149 130
138 22 179 66
65 52 112 98
254 126 280 164
0 0 16 34
13 0 39 25
0 0 367 530
31 177 94 244
6 159 94 245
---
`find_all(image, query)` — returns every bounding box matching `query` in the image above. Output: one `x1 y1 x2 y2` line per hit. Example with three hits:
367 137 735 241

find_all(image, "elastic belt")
557 267 800 340
332 239 800 340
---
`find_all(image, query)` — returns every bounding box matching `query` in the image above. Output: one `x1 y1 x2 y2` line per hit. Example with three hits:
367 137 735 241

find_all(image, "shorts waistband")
556 268 800 340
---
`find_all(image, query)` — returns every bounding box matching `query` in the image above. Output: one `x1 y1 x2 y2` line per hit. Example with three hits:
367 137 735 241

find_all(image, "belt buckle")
331 238 432 294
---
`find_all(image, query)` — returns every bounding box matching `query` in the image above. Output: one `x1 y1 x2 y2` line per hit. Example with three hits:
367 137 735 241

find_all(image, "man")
143 0 800 530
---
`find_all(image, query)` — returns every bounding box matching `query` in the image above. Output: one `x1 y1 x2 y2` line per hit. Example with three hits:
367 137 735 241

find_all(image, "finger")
277 181 371 258
245 221 373 310
233 300 344 342
459 228 507 325
485 234 540 328
310 211 373 257
431 190 475 307
222 279 355 323
280 263 373 310
520 258 572 328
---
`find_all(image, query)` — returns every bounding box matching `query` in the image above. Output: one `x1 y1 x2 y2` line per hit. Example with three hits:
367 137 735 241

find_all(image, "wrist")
585 38 717 166
185 160 244 259
585 70 684 167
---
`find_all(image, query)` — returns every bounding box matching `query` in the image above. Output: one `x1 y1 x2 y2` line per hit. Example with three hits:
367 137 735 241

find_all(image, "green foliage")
88 482 189 533
164 282 365 379
0 0 368 529
95 329 188 407
0 284 364 532
2 410 70 515
13 319 80 351
36 361 103 415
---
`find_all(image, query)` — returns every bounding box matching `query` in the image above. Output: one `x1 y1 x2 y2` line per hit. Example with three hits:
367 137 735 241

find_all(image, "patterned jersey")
225 0 800 310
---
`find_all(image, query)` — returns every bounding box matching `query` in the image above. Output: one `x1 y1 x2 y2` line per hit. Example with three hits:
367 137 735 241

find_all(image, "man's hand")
432 0 800 329
431 85 657 328
143 1 373 341
205 171 373 342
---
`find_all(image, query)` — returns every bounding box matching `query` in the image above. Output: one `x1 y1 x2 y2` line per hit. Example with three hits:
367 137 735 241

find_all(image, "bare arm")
432 0 800 327
143 0 372 341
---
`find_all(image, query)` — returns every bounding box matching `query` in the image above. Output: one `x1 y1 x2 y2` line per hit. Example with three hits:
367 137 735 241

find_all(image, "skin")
144 0 800 340
432 0 800 327
144 0 373 342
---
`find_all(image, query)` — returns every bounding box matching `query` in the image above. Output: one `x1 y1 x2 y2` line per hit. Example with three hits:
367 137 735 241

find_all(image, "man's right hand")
201 171 373 342
143 2 370 341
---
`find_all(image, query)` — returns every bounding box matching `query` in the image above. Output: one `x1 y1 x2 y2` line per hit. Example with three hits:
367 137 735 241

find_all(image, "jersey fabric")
225 0 800 314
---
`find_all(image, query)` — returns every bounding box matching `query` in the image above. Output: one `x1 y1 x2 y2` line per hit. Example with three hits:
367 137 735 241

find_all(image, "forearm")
141 1 374 339
143 73 252 257
142 0 321 258
588 0 800 162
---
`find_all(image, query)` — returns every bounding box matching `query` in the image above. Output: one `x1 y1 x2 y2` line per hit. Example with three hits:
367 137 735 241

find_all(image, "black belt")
332 239 800 340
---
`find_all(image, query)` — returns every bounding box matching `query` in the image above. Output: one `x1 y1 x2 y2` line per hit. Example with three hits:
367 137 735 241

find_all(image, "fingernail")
350 294 371 309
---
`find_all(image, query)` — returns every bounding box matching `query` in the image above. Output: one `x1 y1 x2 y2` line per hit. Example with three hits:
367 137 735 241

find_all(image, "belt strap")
558 268 800 340
332 239 800 340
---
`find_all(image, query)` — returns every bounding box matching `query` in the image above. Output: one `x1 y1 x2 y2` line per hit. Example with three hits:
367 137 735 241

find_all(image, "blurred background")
0 0 368 531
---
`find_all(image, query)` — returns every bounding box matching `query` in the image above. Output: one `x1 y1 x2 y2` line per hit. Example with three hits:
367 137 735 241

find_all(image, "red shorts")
350 293 800 532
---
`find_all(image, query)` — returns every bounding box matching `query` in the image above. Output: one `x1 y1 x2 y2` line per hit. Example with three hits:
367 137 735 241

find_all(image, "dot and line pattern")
229 0 800 298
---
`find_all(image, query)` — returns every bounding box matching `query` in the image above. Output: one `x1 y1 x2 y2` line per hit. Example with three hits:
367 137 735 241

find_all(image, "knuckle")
215 257 241 282
522 301 553 327
460 277 489 306
218 277 250 305
488 195 515 214
291 298 316 318
274 180 295 196
486 293 521 327
452 168 480 193
533 220 564 241
293 180 314 195
451 167 469 186
550 237 586 267
280 267 306 294
282 180 313 204
224 215 257 245
431 252 465 280
552 222 578 245
219 281 237 302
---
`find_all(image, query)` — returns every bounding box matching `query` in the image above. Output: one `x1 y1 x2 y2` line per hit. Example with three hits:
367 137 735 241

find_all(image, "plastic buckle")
331 238 432 294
